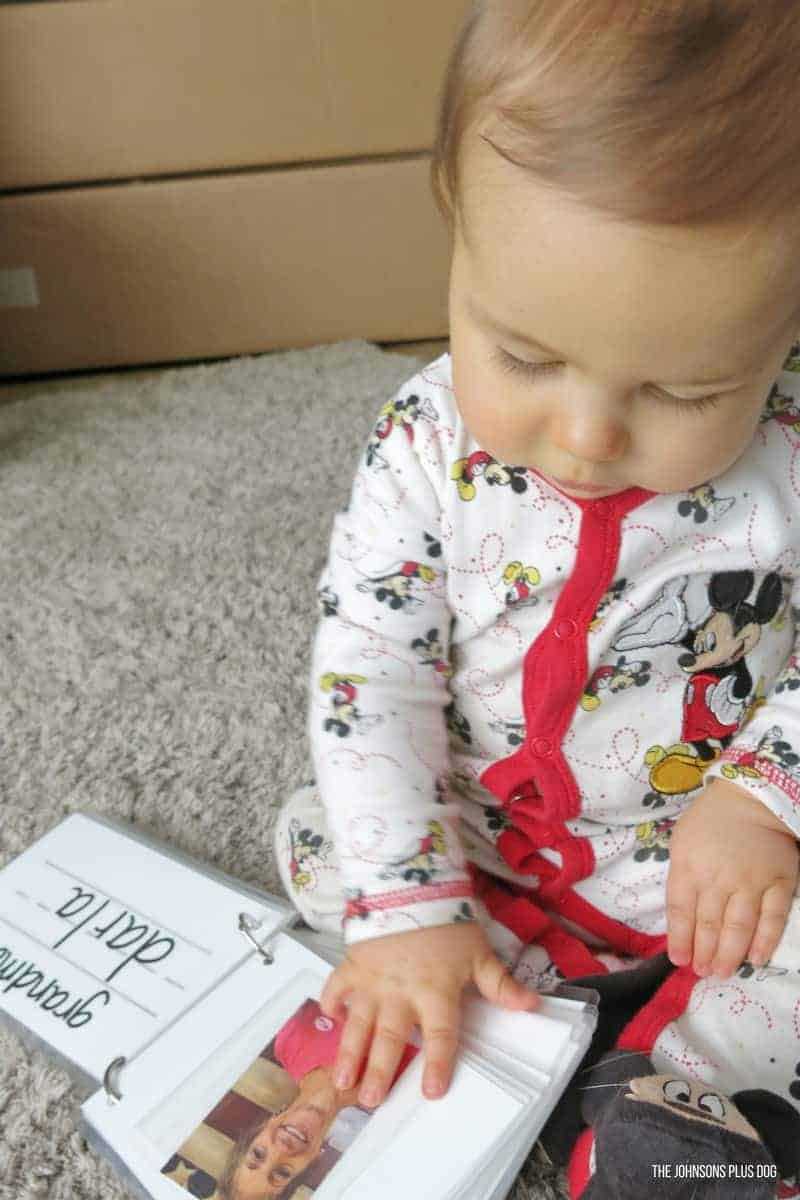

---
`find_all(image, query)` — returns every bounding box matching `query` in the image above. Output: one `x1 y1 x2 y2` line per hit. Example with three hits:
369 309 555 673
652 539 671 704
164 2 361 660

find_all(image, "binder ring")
238 912 275 965
103 1056 127 1104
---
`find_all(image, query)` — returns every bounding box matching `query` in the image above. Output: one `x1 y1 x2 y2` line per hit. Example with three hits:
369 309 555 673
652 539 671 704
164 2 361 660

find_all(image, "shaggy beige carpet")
0 338 568 1200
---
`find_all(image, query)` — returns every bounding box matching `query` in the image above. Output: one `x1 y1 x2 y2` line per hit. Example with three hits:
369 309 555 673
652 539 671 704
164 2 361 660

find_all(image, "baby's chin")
536 468 731 499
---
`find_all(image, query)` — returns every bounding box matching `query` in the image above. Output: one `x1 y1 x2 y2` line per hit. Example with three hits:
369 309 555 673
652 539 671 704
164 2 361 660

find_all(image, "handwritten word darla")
54 887 176 983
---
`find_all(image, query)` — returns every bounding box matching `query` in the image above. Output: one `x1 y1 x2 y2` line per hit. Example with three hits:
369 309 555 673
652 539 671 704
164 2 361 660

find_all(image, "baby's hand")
318 919 539 1108
666 776 799 977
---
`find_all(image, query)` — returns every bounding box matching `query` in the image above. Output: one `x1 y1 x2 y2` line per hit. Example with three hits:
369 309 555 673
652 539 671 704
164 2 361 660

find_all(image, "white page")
459 1035 593 1200
453 1123 534 1200
443 1118 533 1200
453 1045 536 1105
319 1052 523 1200
460 1032 549 1095
452 1015 596 1200
447 995 598 1200
0 812 290 1083
460 994 574 1072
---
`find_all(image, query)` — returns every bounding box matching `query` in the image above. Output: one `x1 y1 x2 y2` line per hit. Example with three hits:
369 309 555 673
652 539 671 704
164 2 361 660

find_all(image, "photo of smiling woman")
161 997 418 1199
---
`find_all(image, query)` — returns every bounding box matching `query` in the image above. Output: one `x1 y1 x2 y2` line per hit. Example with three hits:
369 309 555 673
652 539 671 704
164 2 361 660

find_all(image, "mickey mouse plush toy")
568 1050 800 1199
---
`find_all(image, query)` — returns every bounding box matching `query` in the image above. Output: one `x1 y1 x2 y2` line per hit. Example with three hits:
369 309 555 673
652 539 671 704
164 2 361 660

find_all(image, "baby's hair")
430 1 800 239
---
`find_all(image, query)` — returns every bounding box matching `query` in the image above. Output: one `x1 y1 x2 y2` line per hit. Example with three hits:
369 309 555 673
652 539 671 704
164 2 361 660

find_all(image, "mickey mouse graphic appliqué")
286 817 335 897
613 571 783 799
451 451 530 501
355 560 436 612
365 392 438 469
318 672 383 738
502 561 542 607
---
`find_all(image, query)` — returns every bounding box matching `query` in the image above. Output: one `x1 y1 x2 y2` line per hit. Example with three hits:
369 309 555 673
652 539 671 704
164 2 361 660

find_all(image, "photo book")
0 812 599 1200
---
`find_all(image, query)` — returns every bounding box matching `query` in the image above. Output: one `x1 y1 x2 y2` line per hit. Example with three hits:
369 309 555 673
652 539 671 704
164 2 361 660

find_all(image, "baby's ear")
731 1089 800 1180
579 1050 655 1126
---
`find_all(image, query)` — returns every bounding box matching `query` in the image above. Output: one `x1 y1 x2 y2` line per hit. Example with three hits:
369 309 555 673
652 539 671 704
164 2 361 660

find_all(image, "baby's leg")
272 780 528 969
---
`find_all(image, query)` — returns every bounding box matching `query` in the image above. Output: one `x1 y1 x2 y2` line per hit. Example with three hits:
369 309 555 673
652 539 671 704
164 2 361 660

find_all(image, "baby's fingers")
666 868 698 968
709 891 759 978
691 888 728 976
747 879 795 967
331 993 375 1093
418 988 461 1100
354 998 417 1108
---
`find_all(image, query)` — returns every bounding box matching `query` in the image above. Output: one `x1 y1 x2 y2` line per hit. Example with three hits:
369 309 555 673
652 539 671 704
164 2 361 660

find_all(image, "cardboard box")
0 156 452 377
0 0 470 190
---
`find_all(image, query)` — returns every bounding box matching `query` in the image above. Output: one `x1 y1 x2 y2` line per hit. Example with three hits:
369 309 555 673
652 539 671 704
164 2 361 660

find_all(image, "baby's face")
447 127 800 498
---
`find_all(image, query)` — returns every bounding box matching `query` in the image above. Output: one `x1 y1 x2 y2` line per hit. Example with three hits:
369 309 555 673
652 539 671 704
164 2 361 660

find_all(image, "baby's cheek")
637 403 760 493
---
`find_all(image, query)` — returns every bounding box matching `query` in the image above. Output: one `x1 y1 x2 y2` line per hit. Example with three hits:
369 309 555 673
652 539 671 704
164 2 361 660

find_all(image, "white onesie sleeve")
307 385 477 945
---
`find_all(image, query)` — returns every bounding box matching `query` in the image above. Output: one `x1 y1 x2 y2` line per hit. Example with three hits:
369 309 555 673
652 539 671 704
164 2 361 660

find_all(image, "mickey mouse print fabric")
304 346 800 955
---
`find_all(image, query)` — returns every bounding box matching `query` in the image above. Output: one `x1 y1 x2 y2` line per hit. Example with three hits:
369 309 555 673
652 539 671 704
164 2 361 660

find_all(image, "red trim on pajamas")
614 962 700 1052
467 859 667 968
467 862 609 976
496 822 596 895
551 888 668 959
479 487 654 817
474 488 664 956
342 877 475 922
567 1127 594 1199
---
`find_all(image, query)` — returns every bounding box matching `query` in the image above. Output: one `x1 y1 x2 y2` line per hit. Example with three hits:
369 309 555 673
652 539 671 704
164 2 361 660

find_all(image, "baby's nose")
548 406 630 463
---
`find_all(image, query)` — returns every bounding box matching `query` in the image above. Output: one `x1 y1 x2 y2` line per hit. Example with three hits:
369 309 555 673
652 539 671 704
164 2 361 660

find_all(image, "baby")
274 1 800 1192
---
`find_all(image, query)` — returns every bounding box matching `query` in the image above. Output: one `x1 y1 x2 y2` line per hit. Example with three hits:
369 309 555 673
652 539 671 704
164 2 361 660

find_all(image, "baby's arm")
307 380 474 940
666 591 800 977
307 379 538 1105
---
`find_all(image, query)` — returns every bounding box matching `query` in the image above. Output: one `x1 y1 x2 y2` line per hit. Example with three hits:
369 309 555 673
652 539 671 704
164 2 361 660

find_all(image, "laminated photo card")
0 814 598 1200
0 812 297 1092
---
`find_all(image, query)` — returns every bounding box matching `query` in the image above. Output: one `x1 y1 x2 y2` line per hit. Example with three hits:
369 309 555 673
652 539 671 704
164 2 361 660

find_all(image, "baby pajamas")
273 345 800 1195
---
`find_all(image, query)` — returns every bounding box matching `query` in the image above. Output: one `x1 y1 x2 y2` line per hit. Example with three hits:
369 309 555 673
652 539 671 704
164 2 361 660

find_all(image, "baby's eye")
490 346 724 412
491 346 561 380
649 385 723 413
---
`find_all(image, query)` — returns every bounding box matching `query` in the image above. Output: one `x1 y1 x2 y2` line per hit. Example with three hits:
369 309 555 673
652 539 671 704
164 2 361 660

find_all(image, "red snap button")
509 786 542 807
554 618 578 639
531 737 553 757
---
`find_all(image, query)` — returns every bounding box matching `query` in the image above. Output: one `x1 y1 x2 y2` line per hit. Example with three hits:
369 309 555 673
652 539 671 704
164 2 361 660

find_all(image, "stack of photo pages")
0 811 598 1200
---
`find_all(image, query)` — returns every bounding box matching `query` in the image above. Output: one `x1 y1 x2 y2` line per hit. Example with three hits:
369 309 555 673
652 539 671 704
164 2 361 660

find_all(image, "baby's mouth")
542 471 618 495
